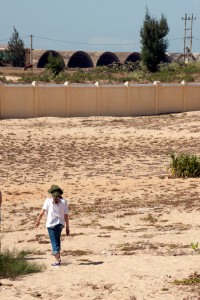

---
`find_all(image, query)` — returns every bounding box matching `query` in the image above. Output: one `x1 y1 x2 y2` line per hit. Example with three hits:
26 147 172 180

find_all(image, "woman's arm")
35 209 45 227
64 214 70 236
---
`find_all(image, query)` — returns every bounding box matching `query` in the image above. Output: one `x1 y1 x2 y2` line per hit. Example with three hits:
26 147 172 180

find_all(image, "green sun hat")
48 185 63 196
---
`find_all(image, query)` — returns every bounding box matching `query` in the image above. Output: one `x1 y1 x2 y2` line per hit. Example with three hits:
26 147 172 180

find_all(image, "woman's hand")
66 226 70 236
35 209 45 228
35 220 40 227
64 214 69 236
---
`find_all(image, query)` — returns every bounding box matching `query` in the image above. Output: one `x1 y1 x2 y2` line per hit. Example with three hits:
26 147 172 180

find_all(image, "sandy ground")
4 76 21 82
1 112 200 300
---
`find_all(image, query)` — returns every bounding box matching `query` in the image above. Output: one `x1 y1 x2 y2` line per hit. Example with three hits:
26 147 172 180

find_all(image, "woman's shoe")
51 262 60 267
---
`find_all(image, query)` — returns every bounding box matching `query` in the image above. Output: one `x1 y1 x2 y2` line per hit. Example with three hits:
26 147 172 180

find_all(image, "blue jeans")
47 224 64 255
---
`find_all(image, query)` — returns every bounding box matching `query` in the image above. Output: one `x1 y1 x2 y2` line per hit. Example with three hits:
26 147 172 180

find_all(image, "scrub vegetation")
0 248 45 278
1 61 200 84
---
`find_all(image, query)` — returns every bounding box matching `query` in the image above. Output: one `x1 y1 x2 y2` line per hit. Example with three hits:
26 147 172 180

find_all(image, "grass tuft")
167 152 200 178
0 248 45 278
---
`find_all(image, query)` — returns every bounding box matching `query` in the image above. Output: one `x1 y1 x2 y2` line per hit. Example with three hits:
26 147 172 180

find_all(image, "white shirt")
42 197 69 228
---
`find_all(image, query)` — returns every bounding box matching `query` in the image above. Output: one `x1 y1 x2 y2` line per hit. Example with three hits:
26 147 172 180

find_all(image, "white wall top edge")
161 83 182 87
70 84 96 87
3 83 200 88
187 83 200 86
38 84 66 87
101 84 125 87
4 84 33 87
130 84 155 87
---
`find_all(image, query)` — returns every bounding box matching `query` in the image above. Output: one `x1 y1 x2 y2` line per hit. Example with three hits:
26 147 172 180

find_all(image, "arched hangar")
31 49 174 69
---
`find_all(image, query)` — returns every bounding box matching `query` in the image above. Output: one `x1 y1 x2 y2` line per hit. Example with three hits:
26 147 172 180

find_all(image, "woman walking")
36 185 69 267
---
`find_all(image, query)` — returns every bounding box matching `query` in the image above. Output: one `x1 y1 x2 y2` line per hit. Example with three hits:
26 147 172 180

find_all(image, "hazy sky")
1 0 200 53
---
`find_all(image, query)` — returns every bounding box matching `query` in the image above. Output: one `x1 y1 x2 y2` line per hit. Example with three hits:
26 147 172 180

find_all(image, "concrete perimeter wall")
0 81 200 119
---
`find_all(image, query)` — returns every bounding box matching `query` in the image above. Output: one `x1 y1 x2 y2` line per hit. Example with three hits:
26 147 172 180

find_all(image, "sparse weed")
120 242 145 251
101 225 121 230
191 242 200 253
142 213 158 224
161 287 169 291
61 250 92 256
174 272 200 285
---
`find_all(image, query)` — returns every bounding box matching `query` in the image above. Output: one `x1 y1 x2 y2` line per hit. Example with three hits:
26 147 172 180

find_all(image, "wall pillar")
95 81 101 115
32 81 39 117
125 81 131 115
181 80 187 111
0 82 3 119
64 82 70 117
154 81 161 114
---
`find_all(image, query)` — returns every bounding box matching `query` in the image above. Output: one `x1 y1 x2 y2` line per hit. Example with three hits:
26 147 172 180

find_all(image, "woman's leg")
55 224 63 252
47 227 60 263
48 225 63 264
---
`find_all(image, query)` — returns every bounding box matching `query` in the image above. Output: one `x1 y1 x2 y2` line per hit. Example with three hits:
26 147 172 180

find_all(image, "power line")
32 35 188 46
170 38 184 41
33 35 141 46
1 34 199 48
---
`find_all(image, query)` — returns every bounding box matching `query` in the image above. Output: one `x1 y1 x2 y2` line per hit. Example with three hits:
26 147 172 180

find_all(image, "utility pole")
183 14 187 54
30 34 33 65
182 14 196 54
190 14 195 53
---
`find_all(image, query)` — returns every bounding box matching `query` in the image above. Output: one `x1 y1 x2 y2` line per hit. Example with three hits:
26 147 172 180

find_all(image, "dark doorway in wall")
124 52 141 63
67 51 93 68
96 52 120 66
37 50 65 68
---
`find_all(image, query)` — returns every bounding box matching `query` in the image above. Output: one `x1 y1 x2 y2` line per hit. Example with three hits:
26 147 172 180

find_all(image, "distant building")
0 44 8 50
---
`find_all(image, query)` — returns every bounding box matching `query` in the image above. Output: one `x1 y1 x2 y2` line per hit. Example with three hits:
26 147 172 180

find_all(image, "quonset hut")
26 49 200 69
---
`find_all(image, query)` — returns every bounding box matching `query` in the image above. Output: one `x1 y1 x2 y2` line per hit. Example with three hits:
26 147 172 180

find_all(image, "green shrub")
0 248 45 278
167 152 200 178
45 53 64 75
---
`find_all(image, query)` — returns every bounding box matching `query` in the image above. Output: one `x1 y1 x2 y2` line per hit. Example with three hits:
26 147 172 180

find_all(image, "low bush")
0 248 45 278
167 152 200 178
45 53 65 75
